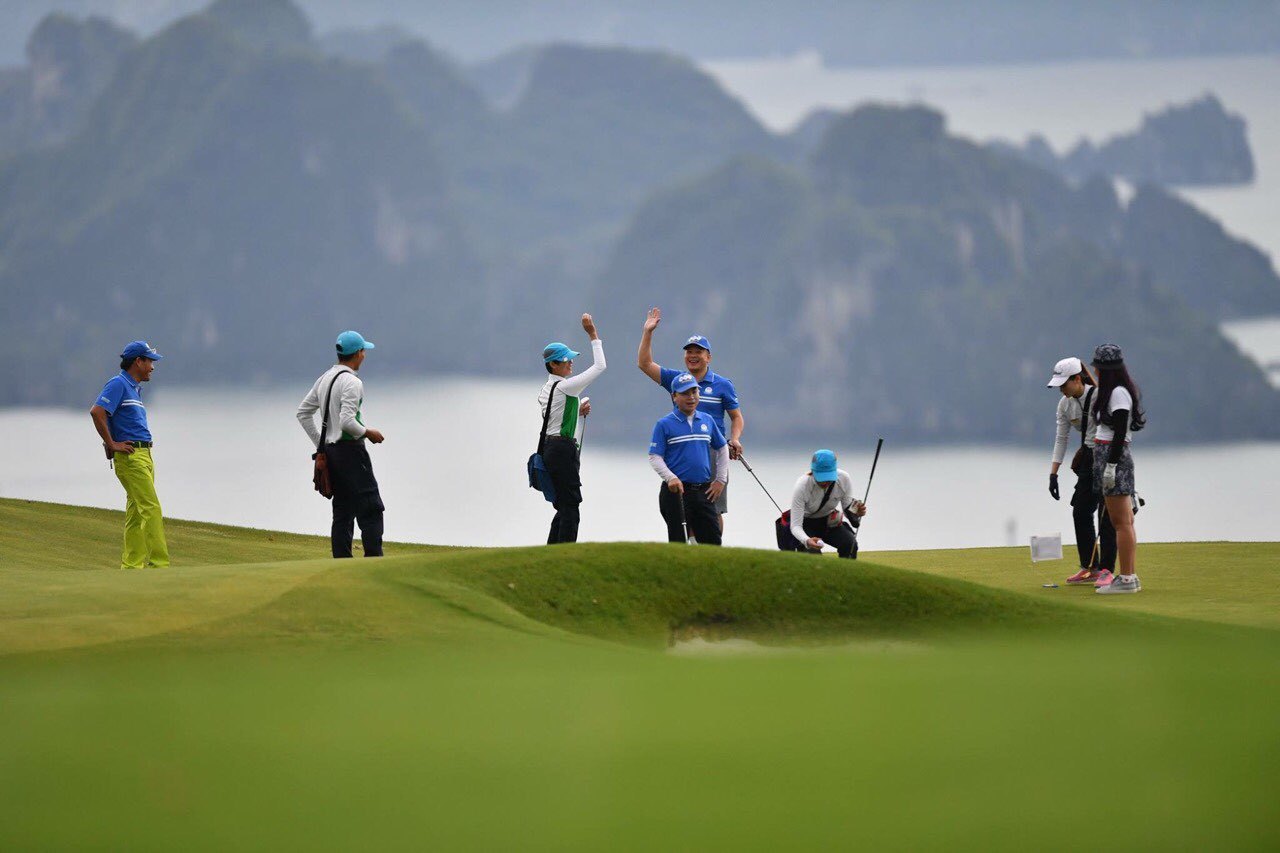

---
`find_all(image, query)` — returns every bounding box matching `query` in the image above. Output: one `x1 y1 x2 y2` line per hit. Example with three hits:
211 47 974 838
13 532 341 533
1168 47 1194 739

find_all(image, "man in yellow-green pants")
89 340 170 569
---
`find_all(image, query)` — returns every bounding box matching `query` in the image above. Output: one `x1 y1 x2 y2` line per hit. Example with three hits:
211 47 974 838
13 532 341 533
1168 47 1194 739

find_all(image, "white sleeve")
296 380 322 447
1051 396 1072 464
712 444 729 483
1109 386 1133 413
790 474 810 544
649 453 676 482
337 374 367 439
557 339 606 395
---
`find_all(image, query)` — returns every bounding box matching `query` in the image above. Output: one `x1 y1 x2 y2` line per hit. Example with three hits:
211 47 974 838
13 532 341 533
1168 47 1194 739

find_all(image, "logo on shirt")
704 386 712 393
700 424 708 432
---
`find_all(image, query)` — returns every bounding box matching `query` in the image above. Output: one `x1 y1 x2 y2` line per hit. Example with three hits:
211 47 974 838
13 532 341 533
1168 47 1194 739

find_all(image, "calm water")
4 379 1276 554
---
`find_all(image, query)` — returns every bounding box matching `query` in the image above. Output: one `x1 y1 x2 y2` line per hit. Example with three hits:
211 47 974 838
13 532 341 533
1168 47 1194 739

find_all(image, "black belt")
126 440 153 448
546 435 576 443
683 482 710 489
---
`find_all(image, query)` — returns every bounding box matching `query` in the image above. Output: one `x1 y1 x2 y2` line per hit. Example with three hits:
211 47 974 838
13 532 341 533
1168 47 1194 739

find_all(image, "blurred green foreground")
1 499 1277 851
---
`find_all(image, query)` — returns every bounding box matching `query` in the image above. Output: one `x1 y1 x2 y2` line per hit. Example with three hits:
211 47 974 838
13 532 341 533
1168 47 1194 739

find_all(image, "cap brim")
672 384 698 393
812 470 837 483
1046 375 1067 387
362 341 375 350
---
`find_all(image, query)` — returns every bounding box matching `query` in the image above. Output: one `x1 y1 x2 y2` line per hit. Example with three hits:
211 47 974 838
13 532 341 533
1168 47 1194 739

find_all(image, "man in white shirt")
538 314 606 543
296 330 386 558
786 449 867 558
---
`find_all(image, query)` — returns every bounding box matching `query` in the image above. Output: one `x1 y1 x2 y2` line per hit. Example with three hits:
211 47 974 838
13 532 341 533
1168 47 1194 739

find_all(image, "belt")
682 482 710 489
125 440 153 448
546 435 576 443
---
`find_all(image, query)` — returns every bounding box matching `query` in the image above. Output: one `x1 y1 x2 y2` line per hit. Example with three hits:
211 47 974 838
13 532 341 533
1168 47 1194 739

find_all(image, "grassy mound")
1 499 1278 850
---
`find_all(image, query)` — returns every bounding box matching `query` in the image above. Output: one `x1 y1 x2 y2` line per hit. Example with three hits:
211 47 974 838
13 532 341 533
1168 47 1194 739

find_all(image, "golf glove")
1103 463 1117 491
1048 473 1059 500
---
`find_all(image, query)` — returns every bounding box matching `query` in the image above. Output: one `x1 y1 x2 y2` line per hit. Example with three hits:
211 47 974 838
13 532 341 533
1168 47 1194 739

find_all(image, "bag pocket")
527 453 557 503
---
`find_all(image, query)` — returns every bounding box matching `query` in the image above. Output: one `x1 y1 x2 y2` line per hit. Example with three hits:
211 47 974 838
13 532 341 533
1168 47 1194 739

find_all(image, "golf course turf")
2 498 1277 850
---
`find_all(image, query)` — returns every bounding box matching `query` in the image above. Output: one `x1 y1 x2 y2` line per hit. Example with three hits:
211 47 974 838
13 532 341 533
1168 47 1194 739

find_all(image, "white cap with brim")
1047 356 1082 387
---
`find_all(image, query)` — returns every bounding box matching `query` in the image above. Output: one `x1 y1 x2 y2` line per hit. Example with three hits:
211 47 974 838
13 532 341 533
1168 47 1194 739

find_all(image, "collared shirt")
789 470 858 544
538 339 606 446
1051 387 1098 464
658 366 740 427
649 410 726 483
94 371 152 442
296 365 368 447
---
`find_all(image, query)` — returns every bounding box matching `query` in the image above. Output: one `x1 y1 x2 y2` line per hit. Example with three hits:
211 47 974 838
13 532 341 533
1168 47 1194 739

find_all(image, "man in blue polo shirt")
637 307 743 527
648 373 729 545
89 340 169 569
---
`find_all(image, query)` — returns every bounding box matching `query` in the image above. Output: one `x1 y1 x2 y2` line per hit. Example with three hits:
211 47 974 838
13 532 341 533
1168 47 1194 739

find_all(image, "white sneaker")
1096 575 1141 594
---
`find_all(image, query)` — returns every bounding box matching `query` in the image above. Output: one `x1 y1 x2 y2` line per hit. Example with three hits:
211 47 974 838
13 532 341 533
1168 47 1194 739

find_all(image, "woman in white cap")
786 449 867 559
1046 356 1116 585
1090 344 1145 594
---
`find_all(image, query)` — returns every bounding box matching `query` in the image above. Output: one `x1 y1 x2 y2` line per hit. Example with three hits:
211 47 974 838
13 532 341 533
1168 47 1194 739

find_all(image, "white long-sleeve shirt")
538 339 606 445
1051 388 1098 464
790 470 857 544
297 365 367 447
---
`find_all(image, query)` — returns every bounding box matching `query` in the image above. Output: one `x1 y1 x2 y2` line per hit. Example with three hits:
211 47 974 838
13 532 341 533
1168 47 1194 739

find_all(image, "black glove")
1048 473 1060 501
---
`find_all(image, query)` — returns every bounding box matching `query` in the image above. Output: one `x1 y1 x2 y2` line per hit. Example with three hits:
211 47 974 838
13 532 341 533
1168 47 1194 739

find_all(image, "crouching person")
786 449 867 558
649 373 728 545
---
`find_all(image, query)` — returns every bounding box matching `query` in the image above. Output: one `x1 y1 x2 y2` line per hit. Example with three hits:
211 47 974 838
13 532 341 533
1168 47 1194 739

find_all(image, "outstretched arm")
636 307 663 384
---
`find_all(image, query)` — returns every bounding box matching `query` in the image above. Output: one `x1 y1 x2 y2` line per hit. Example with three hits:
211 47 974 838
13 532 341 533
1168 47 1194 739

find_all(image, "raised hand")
643 307 661 333
581 313 598 339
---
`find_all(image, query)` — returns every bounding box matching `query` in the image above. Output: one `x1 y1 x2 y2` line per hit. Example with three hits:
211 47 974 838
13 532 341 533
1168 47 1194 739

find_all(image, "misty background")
2 0 1278 547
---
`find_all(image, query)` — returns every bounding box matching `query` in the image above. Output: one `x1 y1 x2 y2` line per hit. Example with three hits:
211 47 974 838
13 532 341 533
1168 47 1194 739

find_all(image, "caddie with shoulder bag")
1046 356 1115 582
296 331 387 558
535 314 607 544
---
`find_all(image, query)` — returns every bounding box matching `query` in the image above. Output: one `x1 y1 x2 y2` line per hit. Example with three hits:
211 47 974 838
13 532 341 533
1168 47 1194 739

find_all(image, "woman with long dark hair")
1090 344 1146 593
1046 356 1116 584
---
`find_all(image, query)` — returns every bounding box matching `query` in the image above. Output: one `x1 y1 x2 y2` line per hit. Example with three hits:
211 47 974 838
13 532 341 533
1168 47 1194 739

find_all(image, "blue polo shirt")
94 371 152 442
649 410 726 483
659 366 740 427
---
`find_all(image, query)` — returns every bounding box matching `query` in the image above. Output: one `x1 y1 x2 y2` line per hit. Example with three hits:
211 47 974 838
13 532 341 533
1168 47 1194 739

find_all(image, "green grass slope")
1 499 1277 851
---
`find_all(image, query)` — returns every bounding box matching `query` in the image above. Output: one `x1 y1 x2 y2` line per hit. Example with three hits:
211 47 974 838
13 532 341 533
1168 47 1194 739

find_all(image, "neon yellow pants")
113 448 170 569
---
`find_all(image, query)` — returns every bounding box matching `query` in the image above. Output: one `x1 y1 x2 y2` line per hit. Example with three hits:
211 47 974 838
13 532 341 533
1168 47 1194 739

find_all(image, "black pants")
800 516 859 559
658 482 722 545
1072 451 1116 570
326 440 384 558
544 437 582 544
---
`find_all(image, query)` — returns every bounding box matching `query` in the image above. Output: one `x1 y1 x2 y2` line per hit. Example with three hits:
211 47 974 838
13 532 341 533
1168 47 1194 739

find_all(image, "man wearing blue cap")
785 449 867 559
538 314 606 543
89 340 170 568
648 374 729 545
637 308 743 526
297 331 386 558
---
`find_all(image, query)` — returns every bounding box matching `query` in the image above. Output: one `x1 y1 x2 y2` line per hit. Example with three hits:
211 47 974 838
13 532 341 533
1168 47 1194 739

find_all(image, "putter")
845 438 884 528
738 454 785 516
677 490 695 544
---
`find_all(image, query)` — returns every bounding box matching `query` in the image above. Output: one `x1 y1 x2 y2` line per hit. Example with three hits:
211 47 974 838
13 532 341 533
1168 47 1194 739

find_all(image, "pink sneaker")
1066 569 1100 585
1093 569 1114 588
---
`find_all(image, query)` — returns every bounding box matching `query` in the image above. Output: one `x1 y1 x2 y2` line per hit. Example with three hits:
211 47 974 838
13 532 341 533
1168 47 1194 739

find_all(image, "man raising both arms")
637 307 743 529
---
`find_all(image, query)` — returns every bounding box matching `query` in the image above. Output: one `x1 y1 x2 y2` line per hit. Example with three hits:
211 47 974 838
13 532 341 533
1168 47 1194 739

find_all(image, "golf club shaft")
678 490 694 544
862 438 884 504
738 455 785 516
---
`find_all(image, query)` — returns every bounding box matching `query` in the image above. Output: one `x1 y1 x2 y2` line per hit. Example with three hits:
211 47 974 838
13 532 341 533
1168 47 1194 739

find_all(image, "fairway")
2 499 1277 850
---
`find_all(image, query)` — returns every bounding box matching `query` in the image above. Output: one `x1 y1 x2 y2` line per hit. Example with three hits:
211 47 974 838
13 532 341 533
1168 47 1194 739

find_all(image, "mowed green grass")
1 498 1277 851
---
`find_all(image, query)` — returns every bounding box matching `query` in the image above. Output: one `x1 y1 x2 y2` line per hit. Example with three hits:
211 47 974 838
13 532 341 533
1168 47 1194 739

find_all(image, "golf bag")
527 379 562 504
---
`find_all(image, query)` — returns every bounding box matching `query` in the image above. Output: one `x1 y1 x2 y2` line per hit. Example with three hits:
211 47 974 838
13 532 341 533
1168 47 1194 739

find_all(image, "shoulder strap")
819 480 836 511
1080 387 1094 450
317 368 353 450
537 380 563 456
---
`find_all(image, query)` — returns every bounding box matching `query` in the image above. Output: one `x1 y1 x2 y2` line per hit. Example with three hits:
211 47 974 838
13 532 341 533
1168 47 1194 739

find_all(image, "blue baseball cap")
671 372 699 393
683 335 711 352
542 342 580 363
810 449 838 483
121 340 163 361
336 330 375 356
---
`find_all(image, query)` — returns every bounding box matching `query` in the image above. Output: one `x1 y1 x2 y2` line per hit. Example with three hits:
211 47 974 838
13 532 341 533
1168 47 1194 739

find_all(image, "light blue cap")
671 372 699 393
542 342 580 363
121 340 162 361
683 334 711 352
810 449 838 483
336 330 375 356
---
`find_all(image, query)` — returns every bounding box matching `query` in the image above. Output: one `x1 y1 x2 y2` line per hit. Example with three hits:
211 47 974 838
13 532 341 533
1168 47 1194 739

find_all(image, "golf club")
677 490 695 545
862 438 884 504
738 454 785 516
